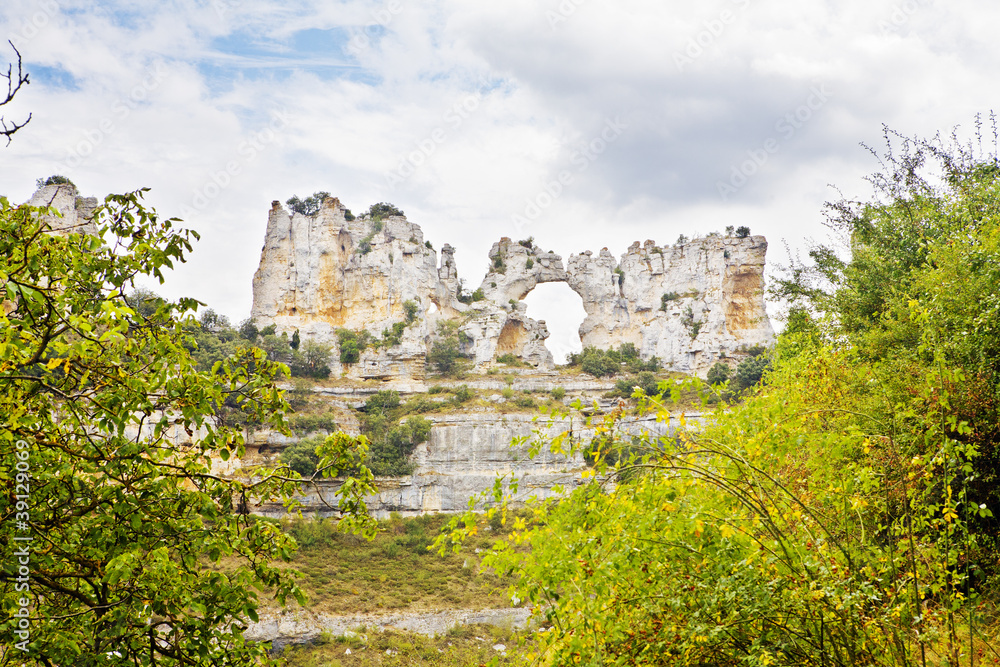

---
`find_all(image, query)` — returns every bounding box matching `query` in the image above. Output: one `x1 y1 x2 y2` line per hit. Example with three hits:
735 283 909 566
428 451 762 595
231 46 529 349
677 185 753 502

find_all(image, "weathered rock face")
28 183 99 236
250 198 466 379
567 236 773 373
250 196 773 377
253 411 687 519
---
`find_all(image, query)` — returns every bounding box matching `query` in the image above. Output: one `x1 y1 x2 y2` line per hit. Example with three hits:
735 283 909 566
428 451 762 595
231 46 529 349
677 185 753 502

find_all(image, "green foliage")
551 386 566 401
287 412 339 435
238 317 259 341
681 305 702 338
659 291 680 310
291 339 333 378
428 320 467 376
706 361 731 386
612 370 661 399
435 125 1000 666
676 234 688 244
518 236 534 249
568 343 659 378
290 328 301 350
495 353 523 366
279 434 325 477
0 191 377 665
403 299 418 323
452 384 474 403
736 224 750 237
35 174 76 188
286 191 331 216
337 329 372 364
525 257 534 269
457 287 485 304
367 202 404 219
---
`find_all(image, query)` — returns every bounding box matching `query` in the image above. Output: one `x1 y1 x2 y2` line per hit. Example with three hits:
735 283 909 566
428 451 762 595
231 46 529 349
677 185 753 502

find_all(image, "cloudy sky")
1 0 997 360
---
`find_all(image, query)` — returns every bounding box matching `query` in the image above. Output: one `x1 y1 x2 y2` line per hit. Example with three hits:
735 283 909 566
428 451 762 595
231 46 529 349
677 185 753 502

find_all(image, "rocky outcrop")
250 198 468 379
249 196 773 377
567 236 773 374
29 183 99 235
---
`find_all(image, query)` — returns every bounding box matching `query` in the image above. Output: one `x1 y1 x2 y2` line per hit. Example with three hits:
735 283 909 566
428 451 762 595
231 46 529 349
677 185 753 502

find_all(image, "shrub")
452 385 474 403
682 306 702 339
736 225 750 238
286 191 331 216
501 387 514 399
551 386 566 401
36 174 76 188
613 371 660 398
706 361 731 386
676 234 688 244
496 353 520 366
429 339 460 374
525 258 534 269
732 354 770 392
290 329 300 350
425 240 433 249
287 413 339 435
514 395 536 408
365 390 401 413
260 324 277 337
660 292 680 310
403 300 418 323
367 202 404 219
428 385 447 394
518 237 534 249
238 318 259 341
291 340 332 378
336 329 372 364
279 434 325 477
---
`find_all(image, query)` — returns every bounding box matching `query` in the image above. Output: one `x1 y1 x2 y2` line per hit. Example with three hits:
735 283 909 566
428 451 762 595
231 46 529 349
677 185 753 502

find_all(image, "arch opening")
522 281 587 365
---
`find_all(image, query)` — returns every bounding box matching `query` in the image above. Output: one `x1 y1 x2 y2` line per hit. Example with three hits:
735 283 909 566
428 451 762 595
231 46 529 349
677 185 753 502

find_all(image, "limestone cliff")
250 196 773 377
28 183 99 236
250 198 465 379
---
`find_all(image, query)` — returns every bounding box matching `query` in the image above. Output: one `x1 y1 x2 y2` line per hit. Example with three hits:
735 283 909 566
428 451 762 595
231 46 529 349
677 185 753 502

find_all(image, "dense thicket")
439 126 1000 666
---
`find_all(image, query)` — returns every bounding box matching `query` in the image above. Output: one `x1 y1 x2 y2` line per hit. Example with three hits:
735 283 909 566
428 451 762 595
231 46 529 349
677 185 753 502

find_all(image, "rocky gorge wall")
250 197 774 378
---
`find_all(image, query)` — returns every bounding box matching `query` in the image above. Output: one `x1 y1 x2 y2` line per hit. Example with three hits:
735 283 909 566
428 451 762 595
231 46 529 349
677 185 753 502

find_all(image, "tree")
0 192 377 664
735 225 750 237
285 191 331 216
705 361 730 386
437 123 1000 665
366 202 404 219
1 41 30 145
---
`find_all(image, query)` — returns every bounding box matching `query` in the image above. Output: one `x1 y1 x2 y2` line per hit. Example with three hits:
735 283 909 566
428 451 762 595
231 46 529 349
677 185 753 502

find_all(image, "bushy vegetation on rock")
567 343 660 378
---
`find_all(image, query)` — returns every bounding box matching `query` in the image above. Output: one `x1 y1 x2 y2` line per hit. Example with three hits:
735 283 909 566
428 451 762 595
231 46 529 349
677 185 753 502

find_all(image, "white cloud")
2 0 999 351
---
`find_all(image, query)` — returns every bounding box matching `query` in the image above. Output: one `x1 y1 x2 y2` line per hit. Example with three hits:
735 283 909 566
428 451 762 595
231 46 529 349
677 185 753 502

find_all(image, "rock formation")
28 183 99 236
250 196 774 377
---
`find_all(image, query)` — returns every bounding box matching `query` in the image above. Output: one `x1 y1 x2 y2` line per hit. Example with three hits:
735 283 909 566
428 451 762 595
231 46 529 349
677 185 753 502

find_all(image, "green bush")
525 258 534 269
367 202 404 219
36 174 76 188
365 390 401 413
279 435 326 477
612 371 660 399
735 225 750 238
569 344 658 378
732 354 770 392
287 412 339 435
403 300 418 323
452 385 474 403
286 191 331 216
501 388 514 399
551 386 566 401
706 361 731 386
660 292 680 310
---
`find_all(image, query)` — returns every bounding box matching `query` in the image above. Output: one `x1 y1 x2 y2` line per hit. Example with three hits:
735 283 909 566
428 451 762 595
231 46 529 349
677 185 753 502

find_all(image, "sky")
1 0 998 362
